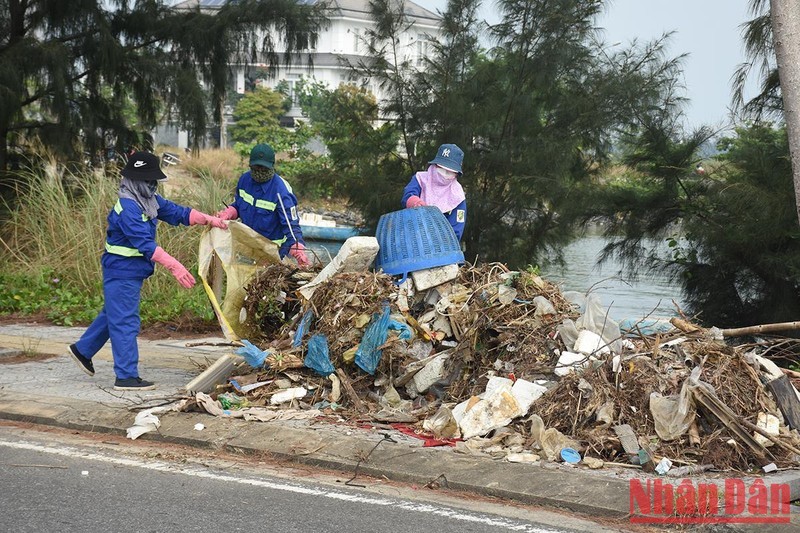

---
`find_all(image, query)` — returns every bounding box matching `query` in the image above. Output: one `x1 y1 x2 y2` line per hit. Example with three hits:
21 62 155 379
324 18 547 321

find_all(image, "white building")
174 0 442 123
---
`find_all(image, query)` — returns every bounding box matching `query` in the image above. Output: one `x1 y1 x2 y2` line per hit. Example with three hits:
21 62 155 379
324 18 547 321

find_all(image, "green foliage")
0 271 102 326
588 122 800 327
229 87 287 143
297 81 401 216
0 0 328 173
678 124 800 326
329 0 688 266
0 159 225 328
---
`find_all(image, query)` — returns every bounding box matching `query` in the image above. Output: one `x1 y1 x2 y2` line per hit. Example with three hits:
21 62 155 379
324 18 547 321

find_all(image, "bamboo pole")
721 321 800 337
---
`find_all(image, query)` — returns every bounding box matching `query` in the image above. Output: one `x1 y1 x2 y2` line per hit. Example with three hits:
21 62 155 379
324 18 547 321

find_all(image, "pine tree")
0 0 326 175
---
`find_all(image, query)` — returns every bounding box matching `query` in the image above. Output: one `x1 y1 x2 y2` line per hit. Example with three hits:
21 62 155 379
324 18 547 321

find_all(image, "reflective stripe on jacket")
101 197 191 278
230 171 304 257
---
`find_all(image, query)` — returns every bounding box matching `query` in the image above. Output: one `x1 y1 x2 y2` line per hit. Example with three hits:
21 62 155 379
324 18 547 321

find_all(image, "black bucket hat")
121 152 167 181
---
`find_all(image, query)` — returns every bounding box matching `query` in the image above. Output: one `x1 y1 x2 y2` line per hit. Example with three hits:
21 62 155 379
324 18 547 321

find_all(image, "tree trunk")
771 0 800 225
0 128 7 174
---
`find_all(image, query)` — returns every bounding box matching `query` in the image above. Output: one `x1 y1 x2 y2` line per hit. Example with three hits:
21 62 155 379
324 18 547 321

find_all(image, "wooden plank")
612 424 640 455
692 386 769 463
336 368 366 413
184 353 239 394
767 374 800 430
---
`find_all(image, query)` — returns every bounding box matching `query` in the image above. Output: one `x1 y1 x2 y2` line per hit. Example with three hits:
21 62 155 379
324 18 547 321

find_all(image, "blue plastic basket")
374 206 464 281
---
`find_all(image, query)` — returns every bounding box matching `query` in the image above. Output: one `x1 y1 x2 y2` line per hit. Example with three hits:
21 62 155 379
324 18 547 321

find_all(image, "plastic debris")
413 353 449 393
126 410 161 440
355 305 391 375
236 339 269 368
573 330 610 355
560 447 581 464
510 378 547 417
422 405 459 439
459 385 521 439
655 457 673 475
540 428 579 462
554 351 590 377
304 334 335 376
194 423 205 431
293 310 315 347
218 392 248 410
271 387 307 405
388 318 414 340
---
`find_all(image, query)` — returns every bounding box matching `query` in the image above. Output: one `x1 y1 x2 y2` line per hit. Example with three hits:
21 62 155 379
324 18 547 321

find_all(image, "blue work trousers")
75 277 144 379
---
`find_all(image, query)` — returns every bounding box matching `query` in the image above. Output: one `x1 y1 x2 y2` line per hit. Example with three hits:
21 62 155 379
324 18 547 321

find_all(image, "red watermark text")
629 478 791 524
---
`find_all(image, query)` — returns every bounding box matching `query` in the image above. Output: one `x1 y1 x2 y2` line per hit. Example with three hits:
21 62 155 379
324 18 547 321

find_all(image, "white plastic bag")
649 377 695 441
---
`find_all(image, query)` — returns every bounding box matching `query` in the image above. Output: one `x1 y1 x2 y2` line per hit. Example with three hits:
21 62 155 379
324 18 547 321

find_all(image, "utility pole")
219 94 227 149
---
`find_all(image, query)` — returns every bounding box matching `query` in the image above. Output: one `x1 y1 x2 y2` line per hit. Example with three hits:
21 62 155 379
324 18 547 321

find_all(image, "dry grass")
180 148 244 182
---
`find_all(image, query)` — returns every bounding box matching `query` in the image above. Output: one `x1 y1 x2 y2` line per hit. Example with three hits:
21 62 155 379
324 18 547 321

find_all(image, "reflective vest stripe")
279 177 293 194
105 242 143 257
114 200 149 221
239 189 276 211
271 236 287 246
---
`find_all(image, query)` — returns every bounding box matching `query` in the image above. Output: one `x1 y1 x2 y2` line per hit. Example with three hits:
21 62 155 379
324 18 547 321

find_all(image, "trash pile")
194 254 800 475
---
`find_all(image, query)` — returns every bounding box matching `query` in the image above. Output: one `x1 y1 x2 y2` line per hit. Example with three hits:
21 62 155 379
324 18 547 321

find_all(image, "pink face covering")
415 164 465 213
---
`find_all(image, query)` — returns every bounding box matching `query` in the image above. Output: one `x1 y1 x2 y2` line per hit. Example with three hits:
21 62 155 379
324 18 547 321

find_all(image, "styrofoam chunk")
573 330 610 355
554 351 589 377
299 237 379 299
458 388 521 439
511 379 548 416
411 264 460 291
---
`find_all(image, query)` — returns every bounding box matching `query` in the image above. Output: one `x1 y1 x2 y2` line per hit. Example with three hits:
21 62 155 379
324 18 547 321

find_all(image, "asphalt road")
0 425 628 533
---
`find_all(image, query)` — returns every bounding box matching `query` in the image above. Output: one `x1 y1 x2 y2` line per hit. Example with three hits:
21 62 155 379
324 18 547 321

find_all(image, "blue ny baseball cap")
428 143 464 174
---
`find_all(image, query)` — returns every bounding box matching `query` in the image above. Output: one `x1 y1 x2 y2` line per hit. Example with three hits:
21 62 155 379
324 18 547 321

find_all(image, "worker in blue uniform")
402 143 467 241
216 143 310 267
66 152 228 390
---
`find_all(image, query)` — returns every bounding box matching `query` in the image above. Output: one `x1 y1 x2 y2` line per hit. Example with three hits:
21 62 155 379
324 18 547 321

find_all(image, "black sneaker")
67 344 94 376
114 377 155 391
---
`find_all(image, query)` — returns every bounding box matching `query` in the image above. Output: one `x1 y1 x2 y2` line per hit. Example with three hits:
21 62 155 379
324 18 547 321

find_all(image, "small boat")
300 213 362 242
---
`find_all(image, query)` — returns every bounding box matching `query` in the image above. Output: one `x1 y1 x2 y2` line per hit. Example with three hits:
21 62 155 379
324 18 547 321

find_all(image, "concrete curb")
2 323 800 529
0 392 632 518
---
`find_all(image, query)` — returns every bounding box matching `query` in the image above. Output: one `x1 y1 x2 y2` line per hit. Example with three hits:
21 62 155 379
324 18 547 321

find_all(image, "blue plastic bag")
355 305 391 375
304 334 335 376
293 310 315 348
236 339 268 368
388 318 413 340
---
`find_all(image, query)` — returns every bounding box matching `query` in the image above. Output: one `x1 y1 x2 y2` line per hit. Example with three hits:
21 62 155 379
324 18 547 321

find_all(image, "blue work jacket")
401 178 467 241
230 171 304 257
101 196 191 279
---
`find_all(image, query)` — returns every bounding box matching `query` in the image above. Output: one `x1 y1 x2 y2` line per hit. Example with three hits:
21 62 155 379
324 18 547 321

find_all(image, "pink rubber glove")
406 196 425 208
189 209 228 229
289 242 311 268
215 205 239 221
152 246 196 288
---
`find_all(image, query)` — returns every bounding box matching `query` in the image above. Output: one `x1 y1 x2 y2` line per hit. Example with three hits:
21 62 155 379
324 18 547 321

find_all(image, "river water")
539 235 683 322
306 234 683 322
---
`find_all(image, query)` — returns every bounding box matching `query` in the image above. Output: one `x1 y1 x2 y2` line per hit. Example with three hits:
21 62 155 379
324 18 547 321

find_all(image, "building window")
416 33 430 66
353 29 360 54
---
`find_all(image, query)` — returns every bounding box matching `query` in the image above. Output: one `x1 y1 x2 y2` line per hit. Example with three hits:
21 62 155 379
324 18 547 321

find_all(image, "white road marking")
0 439 564 532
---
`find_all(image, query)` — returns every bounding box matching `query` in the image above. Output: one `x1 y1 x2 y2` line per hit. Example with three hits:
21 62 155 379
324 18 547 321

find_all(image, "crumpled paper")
125 399 189 440
195 392 320 421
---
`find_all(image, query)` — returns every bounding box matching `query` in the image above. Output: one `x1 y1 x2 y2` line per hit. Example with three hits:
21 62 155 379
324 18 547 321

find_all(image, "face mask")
251 166 275 183
436 165 458 181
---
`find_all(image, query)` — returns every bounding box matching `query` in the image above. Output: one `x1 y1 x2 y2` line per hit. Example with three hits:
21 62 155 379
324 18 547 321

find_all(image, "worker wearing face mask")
402 143 466 240
216 143 309 267
66 151 228 390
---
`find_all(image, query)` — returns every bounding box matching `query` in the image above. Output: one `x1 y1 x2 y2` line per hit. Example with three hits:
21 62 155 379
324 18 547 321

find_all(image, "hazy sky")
416 0 757 132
